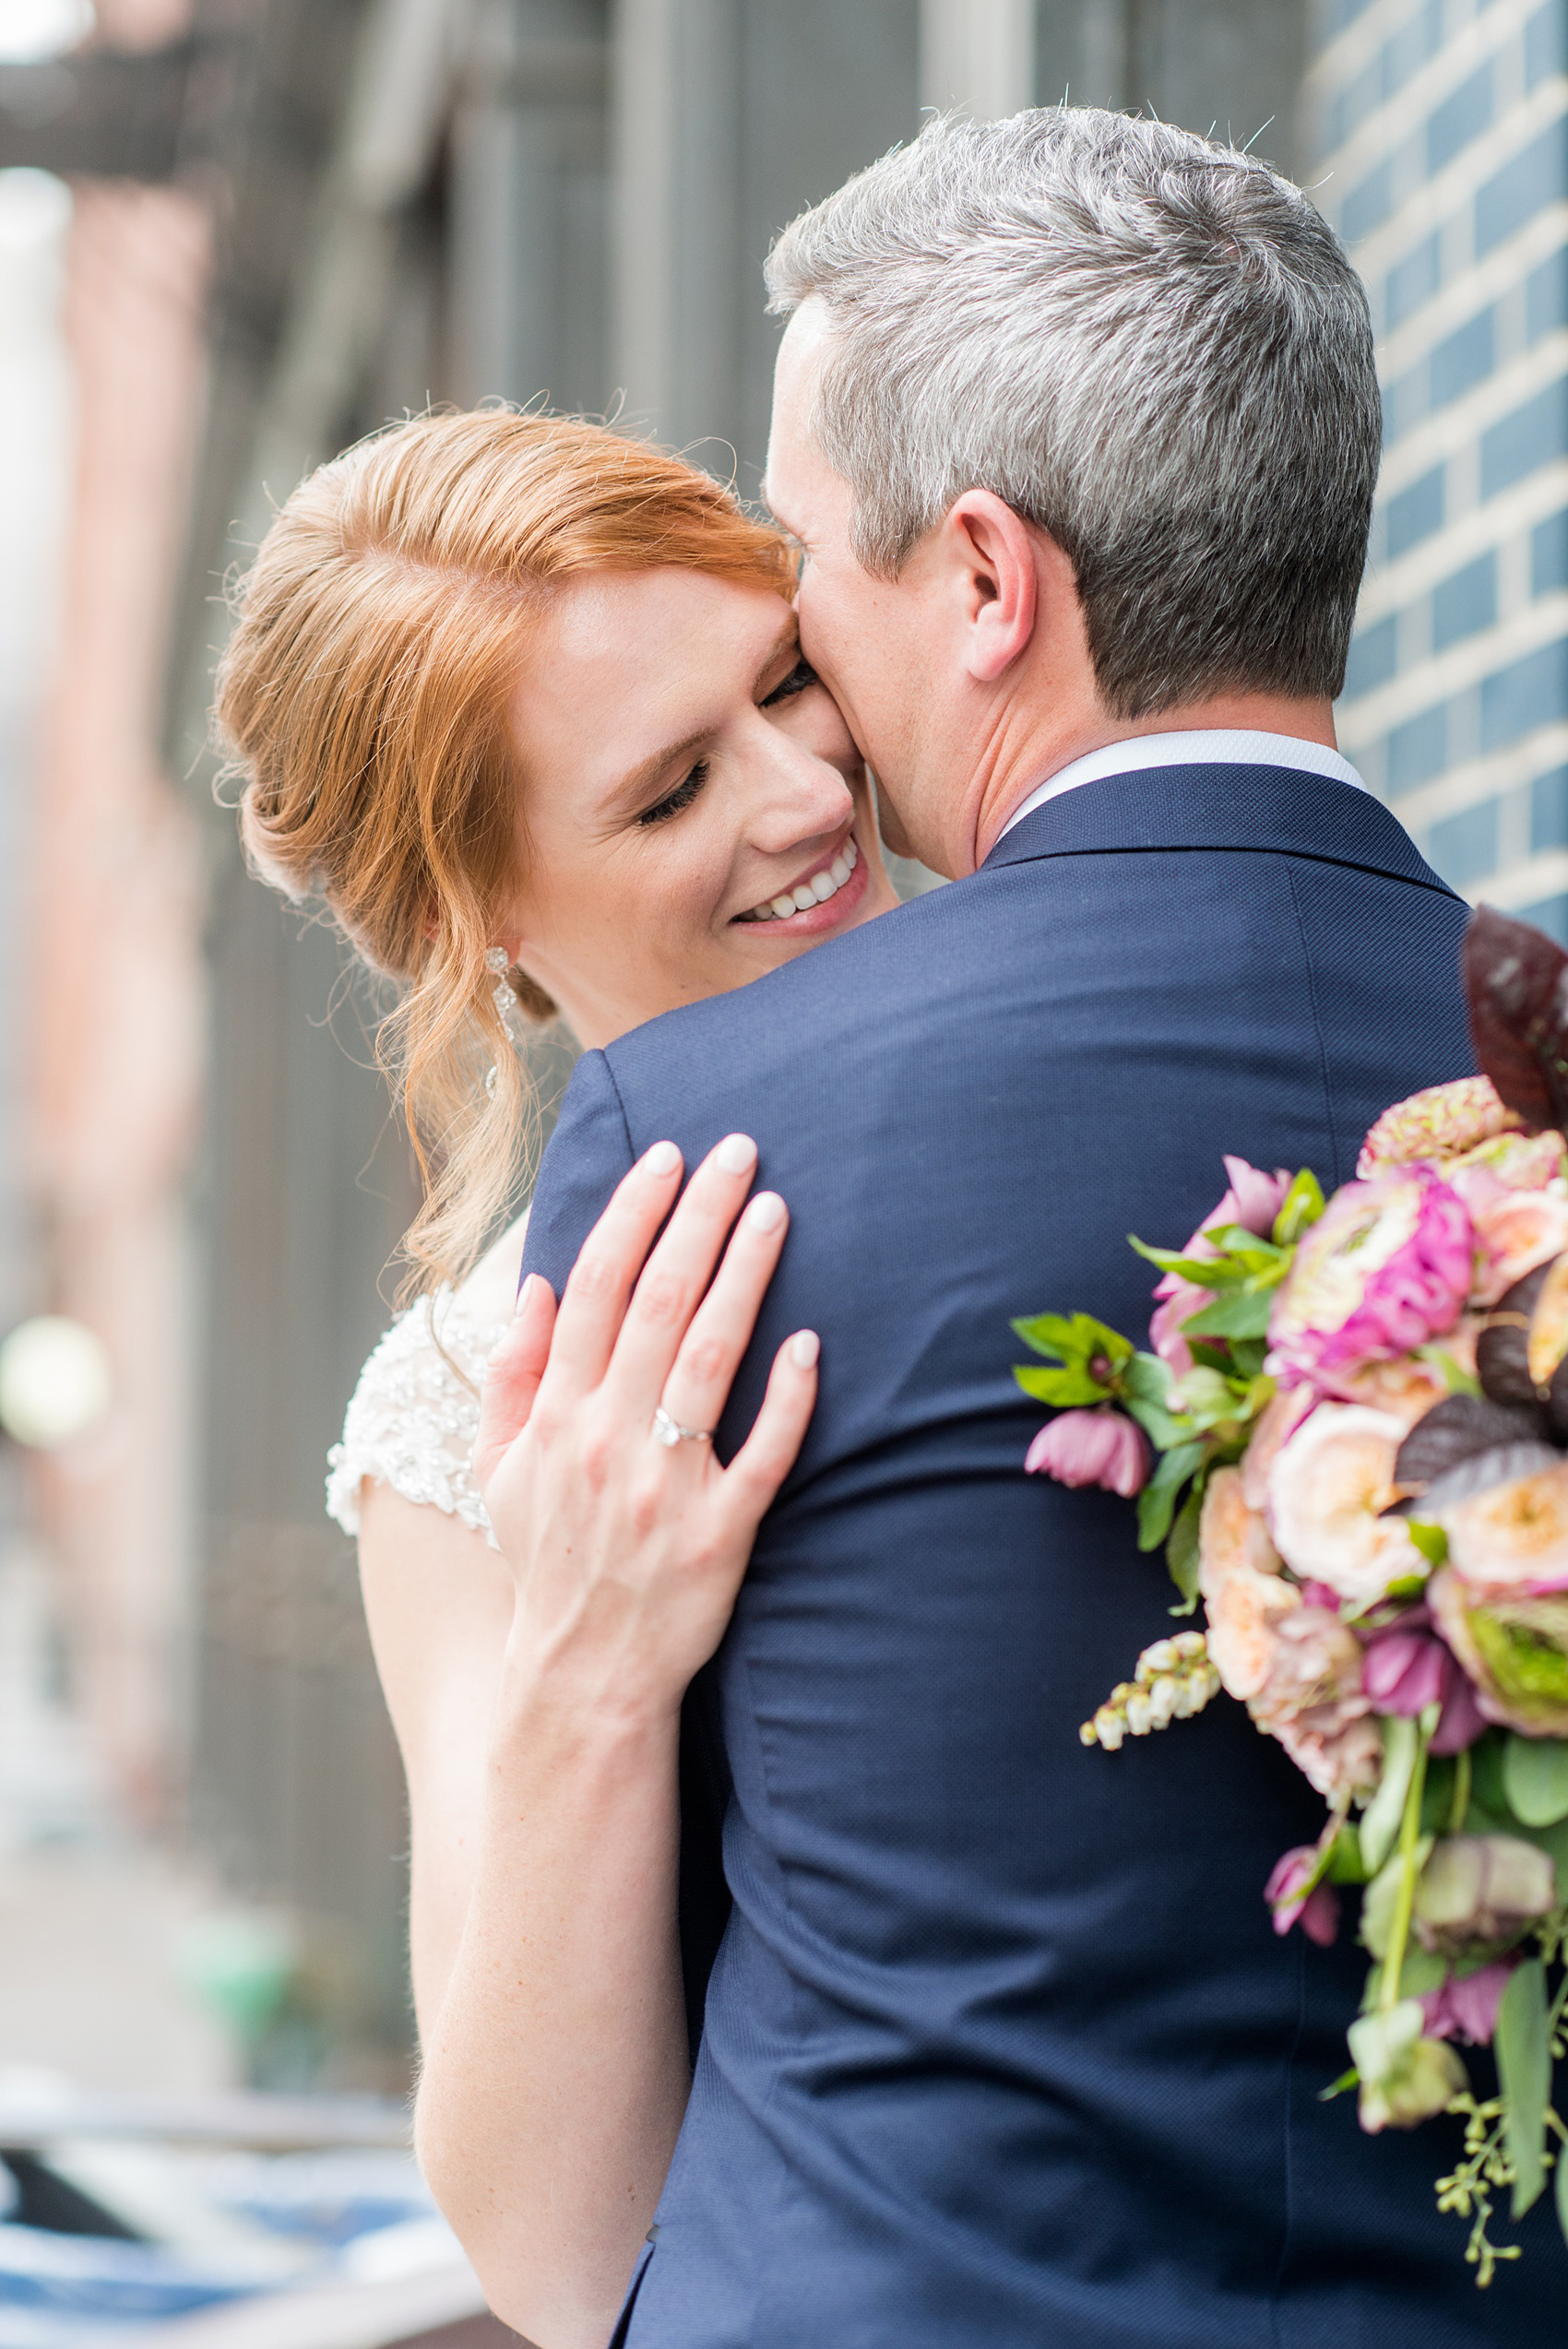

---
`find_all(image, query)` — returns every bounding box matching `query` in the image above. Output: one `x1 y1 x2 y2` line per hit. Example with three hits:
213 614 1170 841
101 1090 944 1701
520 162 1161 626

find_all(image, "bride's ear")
945 491 1044 683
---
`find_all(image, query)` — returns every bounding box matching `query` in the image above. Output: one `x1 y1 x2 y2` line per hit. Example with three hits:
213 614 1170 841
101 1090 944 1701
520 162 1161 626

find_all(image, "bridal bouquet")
1017 906 1568 2284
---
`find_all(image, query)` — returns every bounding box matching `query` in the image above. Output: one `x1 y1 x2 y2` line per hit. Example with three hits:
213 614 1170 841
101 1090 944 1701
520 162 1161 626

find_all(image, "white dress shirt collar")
994 729 1371 848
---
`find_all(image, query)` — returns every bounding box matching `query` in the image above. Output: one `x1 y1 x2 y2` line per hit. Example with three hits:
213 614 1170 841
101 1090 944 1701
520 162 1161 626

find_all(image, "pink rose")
1358 1076 1522 1178
1025 1407 1151 1498
1421 1961 1515 2046
1274 1708 1384 1803
1150 1157 1293 1373
1267 1169 1473 1386
1265 1845 1342 1946
1265 1404 1427 1608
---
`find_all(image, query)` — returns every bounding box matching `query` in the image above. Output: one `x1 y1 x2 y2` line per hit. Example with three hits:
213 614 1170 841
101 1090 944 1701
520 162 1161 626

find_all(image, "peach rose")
1457 1178 1568 1310
1266 1404 1428 1609
1198 1469 1297 1702
1437 1459 1568 1595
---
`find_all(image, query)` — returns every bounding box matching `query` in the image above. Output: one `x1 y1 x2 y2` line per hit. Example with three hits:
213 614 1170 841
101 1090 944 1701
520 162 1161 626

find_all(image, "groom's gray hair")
766 108 1379 717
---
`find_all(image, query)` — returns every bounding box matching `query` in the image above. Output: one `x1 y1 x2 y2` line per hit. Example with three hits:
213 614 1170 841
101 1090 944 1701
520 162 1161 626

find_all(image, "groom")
523 110 1559 2343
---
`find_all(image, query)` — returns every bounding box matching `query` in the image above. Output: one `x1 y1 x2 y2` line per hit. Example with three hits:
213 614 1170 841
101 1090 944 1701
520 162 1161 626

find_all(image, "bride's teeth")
744 837 860 923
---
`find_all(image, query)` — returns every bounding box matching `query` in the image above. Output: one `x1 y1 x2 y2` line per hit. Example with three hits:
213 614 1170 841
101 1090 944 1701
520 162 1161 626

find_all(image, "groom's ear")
944 491 1051 683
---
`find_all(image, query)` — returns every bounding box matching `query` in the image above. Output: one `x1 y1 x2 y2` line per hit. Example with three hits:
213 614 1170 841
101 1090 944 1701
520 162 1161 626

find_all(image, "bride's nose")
746 728 854 860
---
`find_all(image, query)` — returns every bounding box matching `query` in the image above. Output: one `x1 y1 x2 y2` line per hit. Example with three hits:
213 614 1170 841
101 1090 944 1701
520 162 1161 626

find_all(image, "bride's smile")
497 564 898 1049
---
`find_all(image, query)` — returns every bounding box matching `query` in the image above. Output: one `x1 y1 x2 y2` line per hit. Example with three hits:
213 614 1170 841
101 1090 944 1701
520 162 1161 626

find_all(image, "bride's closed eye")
637 760 710 827
762 658 819 707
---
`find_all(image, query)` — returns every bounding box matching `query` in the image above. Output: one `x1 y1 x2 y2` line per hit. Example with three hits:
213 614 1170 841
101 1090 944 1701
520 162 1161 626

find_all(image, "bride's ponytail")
214 408 791 1299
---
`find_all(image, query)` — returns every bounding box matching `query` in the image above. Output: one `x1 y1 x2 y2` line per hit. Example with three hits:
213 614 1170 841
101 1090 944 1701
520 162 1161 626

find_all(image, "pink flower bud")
1265 1845 1341 1946
1025 1407 1151 1498
1421 1960 1515 2046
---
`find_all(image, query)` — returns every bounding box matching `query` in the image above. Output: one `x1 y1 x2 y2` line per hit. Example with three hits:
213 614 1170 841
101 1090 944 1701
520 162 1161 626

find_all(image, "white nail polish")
748 1191 785 1231
716 1133 757 1175
790 1330 820 1369
645 1140 680 1176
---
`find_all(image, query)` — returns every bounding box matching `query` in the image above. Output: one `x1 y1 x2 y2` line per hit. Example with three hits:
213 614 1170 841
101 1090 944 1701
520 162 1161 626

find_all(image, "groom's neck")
966 688 1340 871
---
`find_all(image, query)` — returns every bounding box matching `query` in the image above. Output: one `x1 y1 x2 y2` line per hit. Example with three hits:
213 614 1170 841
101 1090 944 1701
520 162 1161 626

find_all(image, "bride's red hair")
215 409 793 1299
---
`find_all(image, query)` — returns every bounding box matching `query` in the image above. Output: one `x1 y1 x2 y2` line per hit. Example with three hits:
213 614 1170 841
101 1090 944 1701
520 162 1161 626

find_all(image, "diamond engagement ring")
651 1405 713 1447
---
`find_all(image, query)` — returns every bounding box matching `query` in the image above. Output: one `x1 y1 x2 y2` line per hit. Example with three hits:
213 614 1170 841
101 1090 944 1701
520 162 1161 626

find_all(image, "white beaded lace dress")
327 1214 529 1548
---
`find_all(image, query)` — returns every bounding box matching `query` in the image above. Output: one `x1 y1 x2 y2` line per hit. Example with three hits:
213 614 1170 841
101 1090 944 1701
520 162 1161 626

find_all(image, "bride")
215 406 902 2347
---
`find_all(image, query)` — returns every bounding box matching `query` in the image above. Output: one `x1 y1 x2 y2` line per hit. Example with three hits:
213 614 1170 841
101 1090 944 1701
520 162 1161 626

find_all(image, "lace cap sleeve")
327 1219 525 1545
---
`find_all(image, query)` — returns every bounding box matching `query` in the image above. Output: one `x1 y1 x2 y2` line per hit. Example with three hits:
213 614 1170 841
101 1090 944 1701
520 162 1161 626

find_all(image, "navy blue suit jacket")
521 764 1566 2346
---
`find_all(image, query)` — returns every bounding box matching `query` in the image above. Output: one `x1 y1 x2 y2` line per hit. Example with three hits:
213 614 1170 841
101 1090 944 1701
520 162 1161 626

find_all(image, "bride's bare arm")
409 1133 816 2349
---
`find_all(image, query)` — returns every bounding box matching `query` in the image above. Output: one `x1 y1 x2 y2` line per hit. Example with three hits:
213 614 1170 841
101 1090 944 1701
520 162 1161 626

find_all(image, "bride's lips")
731 829 868 939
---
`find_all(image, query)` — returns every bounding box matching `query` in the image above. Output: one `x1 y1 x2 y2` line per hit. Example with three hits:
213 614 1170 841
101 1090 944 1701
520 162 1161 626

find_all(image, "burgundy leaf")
1392 1394 1551 1500
1477 1259 1568 1436
1463 906 1568 1133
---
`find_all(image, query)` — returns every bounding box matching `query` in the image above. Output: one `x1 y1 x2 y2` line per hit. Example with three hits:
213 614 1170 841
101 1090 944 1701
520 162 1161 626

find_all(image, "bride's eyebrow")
753 619 800 693
608 727 712 817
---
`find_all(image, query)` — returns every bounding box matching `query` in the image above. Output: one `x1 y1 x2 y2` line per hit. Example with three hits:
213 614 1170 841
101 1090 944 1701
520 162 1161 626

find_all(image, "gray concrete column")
921 0 1035 117
610 0 741 456
451 0 611 411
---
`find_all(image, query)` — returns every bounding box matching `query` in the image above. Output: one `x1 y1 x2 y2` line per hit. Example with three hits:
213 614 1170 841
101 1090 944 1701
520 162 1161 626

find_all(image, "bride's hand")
473 1133 817 1726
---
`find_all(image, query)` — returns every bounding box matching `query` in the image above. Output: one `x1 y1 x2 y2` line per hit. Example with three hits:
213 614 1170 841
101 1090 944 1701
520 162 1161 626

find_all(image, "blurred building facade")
2 0 1316 2081
1312 0 1568 925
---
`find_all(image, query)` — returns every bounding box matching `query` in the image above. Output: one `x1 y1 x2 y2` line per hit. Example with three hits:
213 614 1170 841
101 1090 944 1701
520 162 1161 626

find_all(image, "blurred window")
1386 463 1445 555
1526 1 1567 94
1427 60 1493 176
1429 308 1494 409
1432 550 1497 649
1480 639 1568 750
1526 245 1568 345
1428 797 1498 888
1388 700 1449 791
1343 613 1399 699
1386 231 1442 330
1475 112 1568 255
1530 764 1568 853
1480 379 1568 501
1532 506 1568 597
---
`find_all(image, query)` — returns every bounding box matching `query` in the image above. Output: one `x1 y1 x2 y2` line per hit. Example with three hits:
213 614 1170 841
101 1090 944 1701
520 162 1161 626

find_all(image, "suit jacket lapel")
980 762 1456 896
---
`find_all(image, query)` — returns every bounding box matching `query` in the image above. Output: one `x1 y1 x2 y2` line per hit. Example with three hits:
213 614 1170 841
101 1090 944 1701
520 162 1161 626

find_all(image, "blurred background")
0 0 1559 2334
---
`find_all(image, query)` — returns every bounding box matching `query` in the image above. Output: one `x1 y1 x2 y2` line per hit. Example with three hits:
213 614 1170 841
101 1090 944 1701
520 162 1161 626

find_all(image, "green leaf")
1011 1311 1133 1368
1118 1353 1185 1449
1166 1489 1202 1607
1013 1364 1111 1407
1226 1338 1267 1382
1319 2065 1360 2101
1557 2108 1568 2249
1181 1287 1275 1342
1405 1521 1448 1570
1360 1714 1420 1878
1273 1168 1325 1246
1503 1735 1568 1828
1471 1730 1510 1819
1496 1958 1550 2218
1126 1236 1248 1287
1135 1441 1205 1552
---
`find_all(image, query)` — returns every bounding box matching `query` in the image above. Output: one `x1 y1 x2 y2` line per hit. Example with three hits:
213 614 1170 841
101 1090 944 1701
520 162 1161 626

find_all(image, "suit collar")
979 761 1455 896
